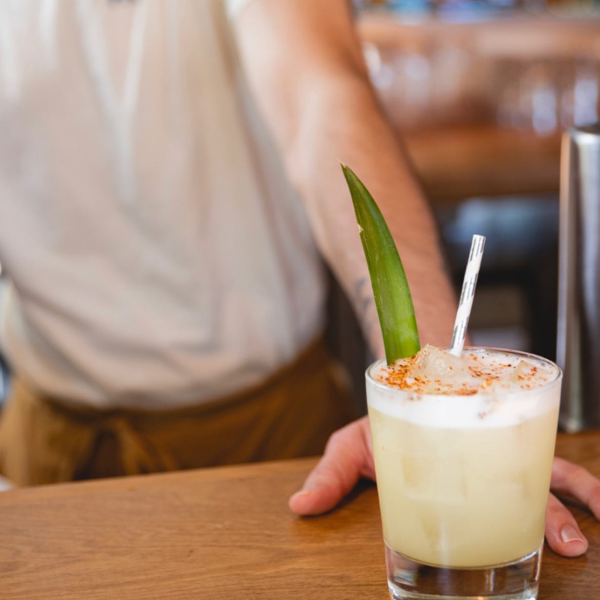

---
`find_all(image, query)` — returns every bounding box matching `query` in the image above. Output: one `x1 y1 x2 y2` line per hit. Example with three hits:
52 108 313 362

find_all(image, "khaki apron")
0 339 357 486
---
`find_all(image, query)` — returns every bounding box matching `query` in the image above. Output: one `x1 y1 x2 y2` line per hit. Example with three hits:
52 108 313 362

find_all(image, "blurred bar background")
0 1 599 413
328 0 600 409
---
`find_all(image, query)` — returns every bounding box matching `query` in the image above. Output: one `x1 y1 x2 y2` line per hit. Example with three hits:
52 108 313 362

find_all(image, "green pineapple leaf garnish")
342 165 420 364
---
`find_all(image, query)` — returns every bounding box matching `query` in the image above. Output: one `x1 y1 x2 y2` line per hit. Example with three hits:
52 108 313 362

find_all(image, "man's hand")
545 457 600 556
289 417 600 558
289 417 375 516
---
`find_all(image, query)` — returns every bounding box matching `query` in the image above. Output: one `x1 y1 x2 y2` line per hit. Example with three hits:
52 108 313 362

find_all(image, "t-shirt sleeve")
224 0 258 18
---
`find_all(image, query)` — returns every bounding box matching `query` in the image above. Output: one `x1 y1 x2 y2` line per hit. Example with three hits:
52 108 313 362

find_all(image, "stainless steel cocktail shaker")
557 124 600 432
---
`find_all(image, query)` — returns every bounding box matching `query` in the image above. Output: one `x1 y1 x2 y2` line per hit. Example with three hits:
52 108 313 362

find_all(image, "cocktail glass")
366 347 562 600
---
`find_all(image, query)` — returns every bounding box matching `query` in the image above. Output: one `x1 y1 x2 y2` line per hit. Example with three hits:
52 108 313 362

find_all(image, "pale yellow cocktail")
367 346 561 575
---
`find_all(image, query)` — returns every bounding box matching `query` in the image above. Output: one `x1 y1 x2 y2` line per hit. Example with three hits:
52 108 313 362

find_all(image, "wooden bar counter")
0 432 599 599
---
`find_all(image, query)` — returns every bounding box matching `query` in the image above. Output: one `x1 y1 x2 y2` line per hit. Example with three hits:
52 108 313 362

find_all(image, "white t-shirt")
0 0 325 409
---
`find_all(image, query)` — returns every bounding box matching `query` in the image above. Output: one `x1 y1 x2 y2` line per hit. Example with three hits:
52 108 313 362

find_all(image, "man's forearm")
286 75 457 355
232 0 457 356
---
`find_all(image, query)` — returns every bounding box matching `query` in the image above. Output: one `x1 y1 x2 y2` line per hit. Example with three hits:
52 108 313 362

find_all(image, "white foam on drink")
367 348 561 430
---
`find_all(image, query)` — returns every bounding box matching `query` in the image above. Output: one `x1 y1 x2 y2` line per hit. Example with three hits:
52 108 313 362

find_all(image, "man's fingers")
289 416 375 516
545 492 588 557
551 457 600 519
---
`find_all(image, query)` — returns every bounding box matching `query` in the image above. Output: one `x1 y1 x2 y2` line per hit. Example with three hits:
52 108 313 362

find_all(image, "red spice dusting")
481 379 496 390
377 350 549 396
456 388 478 396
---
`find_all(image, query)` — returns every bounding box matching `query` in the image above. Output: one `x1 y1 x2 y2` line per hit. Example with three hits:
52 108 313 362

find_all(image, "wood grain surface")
0 432 598 599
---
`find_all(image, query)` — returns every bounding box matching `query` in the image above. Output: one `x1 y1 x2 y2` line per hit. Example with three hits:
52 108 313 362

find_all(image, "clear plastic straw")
449 235 486 357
